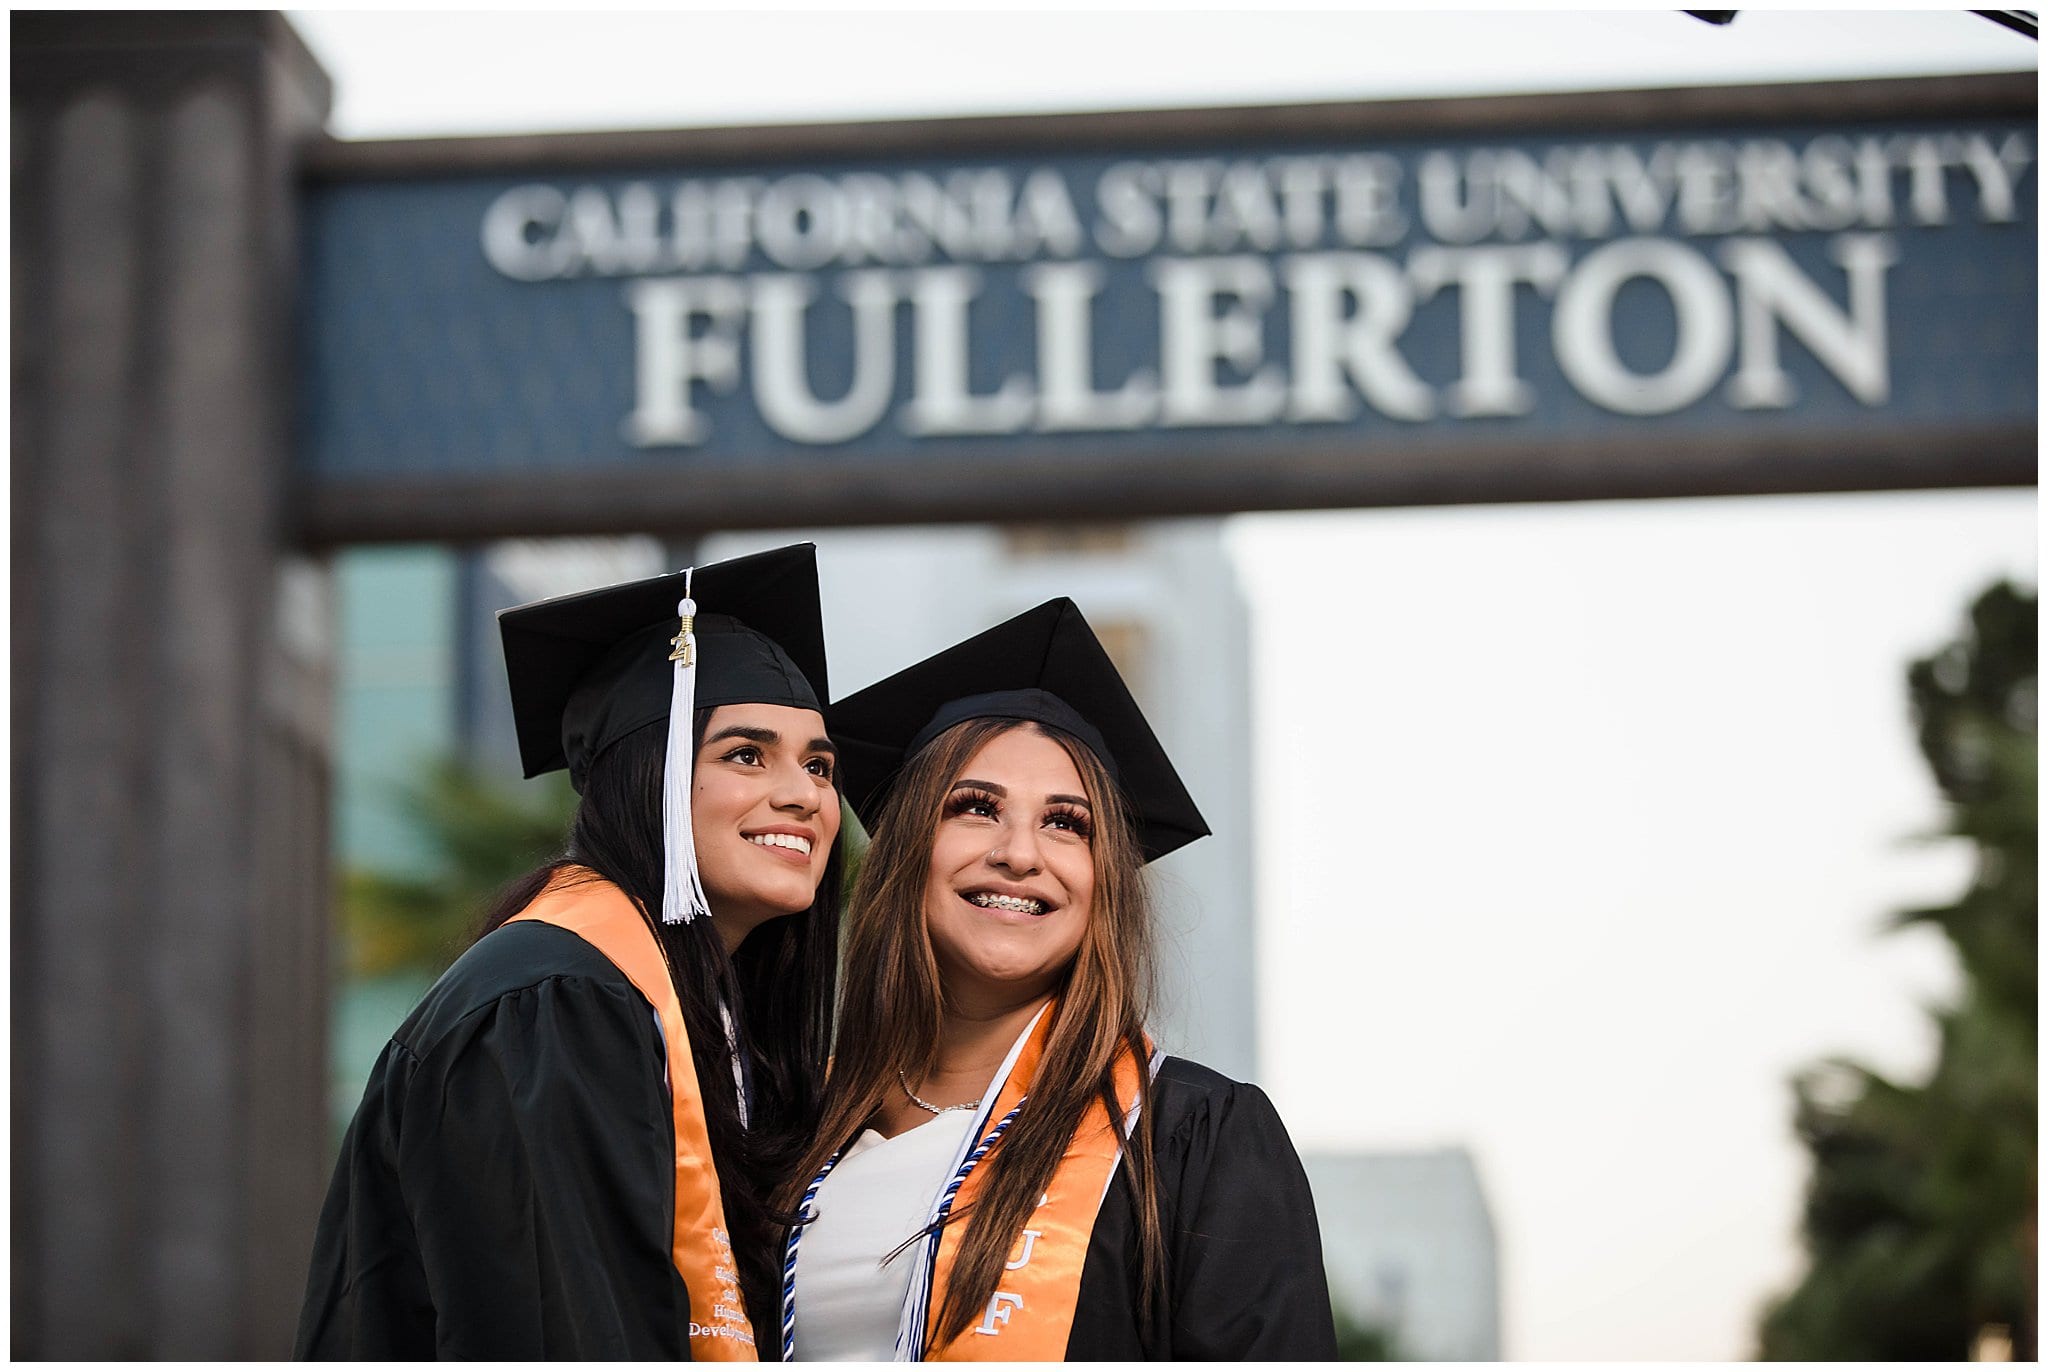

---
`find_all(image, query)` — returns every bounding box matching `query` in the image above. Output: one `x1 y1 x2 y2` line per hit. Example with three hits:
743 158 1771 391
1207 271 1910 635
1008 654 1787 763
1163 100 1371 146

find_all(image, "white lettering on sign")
1282 253 1434 423
1722 233 1896 408
1152 255 1287 427
751 271 900 443
469 125 2022 449
1408 243 1568 417
1093 162 1162 257
481 185 573 281
485 167 1088 279
1956 132 2034 221
1021 261 1159 431
901 267 1036 436
619 277 745 444
1553 238 1734 415
482 131 2028 280
613 232 1904 444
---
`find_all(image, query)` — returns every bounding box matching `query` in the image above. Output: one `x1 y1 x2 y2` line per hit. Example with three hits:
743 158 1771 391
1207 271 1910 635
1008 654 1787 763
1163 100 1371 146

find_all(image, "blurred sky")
286 8 2037 1360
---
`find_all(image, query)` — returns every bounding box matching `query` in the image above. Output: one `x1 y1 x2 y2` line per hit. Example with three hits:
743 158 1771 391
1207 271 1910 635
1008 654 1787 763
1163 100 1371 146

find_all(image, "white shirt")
791 1110 979 1361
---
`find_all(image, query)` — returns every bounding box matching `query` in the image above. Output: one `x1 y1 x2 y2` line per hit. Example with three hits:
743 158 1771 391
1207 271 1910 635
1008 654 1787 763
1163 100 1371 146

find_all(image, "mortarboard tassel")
662 574 716 925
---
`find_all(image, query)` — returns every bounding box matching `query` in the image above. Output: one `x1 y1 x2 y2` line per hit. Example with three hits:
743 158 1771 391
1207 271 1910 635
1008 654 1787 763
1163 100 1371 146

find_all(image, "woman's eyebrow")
950 779 1090 809
704 725 836 755
705 725 778 746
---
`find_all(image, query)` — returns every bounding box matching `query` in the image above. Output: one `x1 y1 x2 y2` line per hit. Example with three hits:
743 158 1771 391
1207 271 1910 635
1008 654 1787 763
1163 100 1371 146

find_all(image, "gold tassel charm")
670 609 695 665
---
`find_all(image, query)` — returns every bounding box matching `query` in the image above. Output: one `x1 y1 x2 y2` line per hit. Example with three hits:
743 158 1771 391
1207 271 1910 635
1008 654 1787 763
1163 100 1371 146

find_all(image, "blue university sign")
297 77 2036 540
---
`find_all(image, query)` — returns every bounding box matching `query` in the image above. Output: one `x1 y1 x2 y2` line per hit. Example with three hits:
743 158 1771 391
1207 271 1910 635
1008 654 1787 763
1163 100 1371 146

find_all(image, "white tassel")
662 574 714 925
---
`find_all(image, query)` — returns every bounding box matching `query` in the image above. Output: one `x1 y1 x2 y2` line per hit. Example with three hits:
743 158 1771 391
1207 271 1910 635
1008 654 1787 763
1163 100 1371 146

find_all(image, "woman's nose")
769 763 820 813
985 821 1042 874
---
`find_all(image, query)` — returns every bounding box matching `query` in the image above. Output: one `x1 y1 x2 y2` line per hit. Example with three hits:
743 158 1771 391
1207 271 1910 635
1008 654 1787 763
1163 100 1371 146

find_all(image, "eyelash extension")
944 787 1000 818
1045 804 1094 839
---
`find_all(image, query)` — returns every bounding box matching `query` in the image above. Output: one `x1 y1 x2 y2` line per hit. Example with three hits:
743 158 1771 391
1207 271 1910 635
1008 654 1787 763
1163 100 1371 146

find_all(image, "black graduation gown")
294 921 695 1360
1066 1057 1338 1360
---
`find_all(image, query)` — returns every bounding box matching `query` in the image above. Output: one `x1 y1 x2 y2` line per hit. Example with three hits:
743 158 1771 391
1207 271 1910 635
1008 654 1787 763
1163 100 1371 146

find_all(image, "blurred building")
1306 1147 1504 1361
335 549 460 873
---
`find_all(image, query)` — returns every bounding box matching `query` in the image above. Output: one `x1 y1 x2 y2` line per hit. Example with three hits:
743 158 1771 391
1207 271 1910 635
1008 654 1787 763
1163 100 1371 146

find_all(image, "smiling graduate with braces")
781 598 1337 1362
296 543 844 1361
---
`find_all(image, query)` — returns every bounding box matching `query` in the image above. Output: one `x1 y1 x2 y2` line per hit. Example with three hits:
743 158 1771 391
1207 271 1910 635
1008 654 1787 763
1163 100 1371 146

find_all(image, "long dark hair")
476 709 843 1327
783 717 1164 1349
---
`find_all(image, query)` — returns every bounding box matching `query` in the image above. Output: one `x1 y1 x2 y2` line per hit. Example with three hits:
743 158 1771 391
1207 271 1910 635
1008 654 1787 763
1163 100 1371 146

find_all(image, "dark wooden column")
11 14 335 1357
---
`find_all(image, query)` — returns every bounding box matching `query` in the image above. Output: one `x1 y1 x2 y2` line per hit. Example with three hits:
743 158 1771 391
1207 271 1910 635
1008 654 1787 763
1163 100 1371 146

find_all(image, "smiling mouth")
746 833 813 858
963 891 1049 916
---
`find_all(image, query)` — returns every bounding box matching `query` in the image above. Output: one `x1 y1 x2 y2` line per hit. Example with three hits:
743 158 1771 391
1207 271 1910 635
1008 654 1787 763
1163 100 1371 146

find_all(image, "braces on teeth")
968 892 1045 914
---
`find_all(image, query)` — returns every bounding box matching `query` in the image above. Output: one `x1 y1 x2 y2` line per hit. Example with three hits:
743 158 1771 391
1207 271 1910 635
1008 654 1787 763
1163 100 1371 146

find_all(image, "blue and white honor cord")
779 1146 846 1360
895 1103 1025 1361
780 1103 1026 1363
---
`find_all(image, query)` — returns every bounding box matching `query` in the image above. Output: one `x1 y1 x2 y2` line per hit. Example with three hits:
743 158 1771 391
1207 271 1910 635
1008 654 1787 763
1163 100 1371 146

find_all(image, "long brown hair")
476 711 843 1326
786 716 1165 1347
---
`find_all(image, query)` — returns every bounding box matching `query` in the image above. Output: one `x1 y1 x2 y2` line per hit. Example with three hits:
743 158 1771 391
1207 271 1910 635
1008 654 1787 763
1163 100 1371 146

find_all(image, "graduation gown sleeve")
295 924 693 1360
1067 1057 1339 1360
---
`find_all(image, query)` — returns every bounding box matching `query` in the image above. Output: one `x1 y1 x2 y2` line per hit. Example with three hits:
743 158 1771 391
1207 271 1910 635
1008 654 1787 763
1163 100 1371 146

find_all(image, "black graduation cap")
499 542 827 789
827 598 1209 864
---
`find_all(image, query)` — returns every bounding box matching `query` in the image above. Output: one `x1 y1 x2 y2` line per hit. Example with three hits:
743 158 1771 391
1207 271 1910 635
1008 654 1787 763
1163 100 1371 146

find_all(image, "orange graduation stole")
507 870 758 1360
916 1000 1155 1362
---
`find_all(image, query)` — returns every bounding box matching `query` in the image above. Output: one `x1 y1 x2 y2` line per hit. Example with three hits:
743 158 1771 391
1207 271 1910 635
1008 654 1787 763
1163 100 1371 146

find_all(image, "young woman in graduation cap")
780 599 1337 1361
297 544 844 1361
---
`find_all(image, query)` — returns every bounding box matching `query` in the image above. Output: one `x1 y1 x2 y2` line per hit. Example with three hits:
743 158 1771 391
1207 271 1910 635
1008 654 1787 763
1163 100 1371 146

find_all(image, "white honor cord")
1094 1043 1168 1209
781 1102 1023 1363
721 1000 749 1130
661 568 713 925
889 1001 1050 1361
781 1141 850 1360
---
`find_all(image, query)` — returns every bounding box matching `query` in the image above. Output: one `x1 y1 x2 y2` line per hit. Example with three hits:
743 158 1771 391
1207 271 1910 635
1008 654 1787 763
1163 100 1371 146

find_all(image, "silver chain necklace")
898 1068 980 1115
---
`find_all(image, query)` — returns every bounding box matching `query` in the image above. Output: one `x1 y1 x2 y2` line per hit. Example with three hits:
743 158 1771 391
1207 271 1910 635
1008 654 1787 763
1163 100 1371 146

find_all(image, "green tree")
342 758 579 979
340 759 867 979
1760 581 2036 1360
1332 1299 1403 1360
